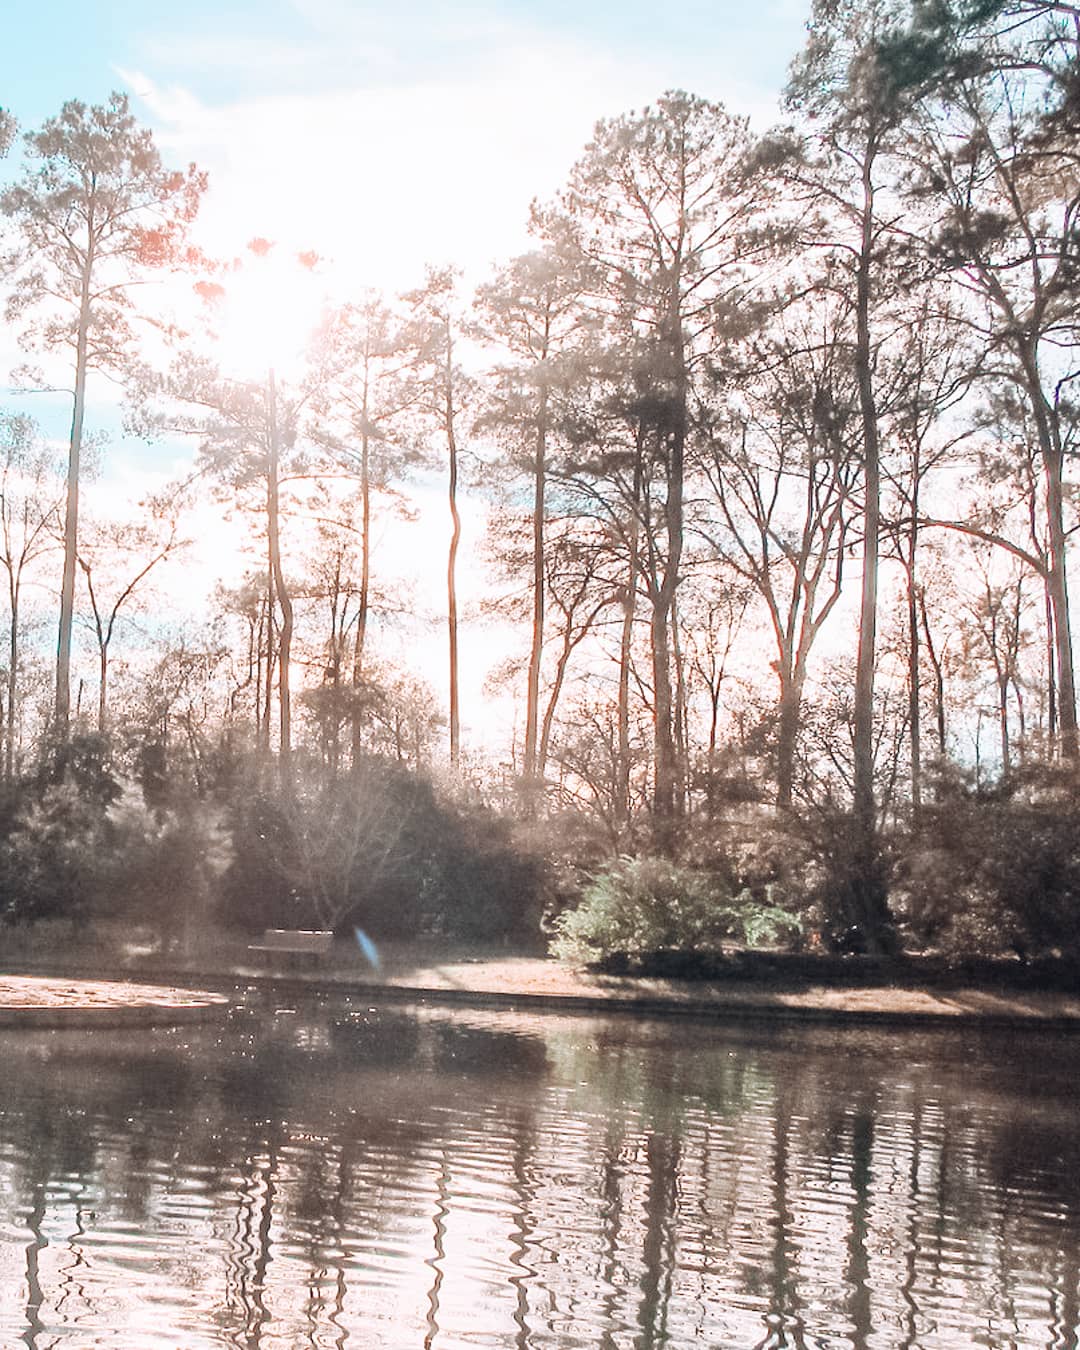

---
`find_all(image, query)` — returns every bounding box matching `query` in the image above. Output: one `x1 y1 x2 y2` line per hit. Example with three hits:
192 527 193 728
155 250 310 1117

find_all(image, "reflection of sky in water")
0 1000 1078 1347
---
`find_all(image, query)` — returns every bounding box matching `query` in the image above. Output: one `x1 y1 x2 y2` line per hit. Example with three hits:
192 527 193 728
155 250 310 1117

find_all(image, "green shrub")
97 790 232 942
217 756 549 941
0 736 125 924
739 898 805 948
0 782 110 923
896 760 1080 957
550 855 801 964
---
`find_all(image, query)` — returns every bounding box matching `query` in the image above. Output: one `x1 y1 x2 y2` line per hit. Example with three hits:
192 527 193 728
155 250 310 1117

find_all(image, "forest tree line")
1 0 1079 959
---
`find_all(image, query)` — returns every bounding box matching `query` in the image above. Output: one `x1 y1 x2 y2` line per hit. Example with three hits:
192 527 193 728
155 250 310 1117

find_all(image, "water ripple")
0 1011 1078 1347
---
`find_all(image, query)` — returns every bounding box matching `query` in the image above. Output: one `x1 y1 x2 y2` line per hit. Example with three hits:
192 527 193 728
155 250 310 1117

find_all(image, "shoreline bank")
3 941 1079 1030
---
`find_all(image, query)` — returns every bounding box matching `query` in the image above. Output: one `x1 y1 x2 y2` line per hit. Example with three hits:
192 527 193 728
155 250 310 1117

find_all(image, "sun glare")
202 239 327 382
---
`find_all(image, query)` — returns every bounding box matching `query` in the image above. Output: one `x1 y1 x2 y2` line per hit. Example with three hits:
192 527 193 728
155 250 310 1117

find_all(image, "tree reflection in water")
0 1003 1078 1347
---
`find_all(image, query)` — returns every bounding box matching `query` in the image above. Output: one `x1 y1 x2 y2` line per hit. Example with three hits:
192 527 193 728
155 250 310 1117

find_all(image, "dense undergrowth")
2 736 1080 971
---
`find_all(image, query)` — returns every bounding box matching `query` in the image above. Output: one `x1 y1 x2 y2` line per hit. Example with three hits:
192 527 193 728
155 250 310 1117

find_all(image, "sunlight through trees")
3 1 1080 956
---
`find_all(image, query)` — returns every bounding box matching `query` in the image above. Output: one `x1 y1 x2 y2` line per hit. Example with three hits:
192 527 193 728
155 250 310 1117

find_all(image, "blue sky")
6 1 807 133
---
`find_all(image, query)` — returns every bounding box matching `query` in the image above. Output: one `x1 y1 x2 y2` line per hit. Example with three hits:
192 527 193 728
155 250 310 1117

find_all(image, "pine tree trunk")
851 139 891 952
1038 410 1076 757
266 370 293 785
6 569 19 781
671 597 689 819
616 427 646 829
1045 587 1058 741
651 601 678 829
351 404 371 771
357 428 371 668
56 284 91 736
522 382 548 809
650 297 687 848
98 644 108 735
446 369 461 768
906 502 922 817
918 588 947 759
776 660 803 812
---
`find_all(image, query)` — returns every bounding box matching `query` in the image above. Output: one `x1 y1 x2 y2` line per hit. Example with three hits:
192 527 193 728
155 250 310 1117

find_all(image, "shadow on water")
430 1021 549 1078
1 1004 1080 1346
330 1008 422 1067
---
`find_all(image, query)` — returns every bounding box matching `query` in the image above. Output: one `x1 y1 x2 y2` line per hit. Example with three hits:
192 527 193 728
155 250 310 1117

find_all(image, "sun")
195 238 329 383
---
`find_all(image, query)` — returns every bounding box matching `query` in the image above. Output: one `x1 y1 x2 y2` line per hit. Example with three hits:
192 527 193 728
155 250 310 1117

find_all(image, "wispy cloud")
134 31 397 82
113 1 793 298
118 26 666 292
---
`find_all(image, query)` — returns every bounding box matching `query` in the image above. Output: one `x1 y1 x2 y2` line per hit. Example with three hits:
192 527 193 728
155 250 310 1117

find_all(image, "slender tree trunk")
851 138 891 951
776 656 804 812
538 618 579 775
325 556 342 777
1013 676 1026 756
6 570 18 781
56 283 92 736
257 589 271 761
78 559 107 735
651 601 678 828
706 683 721 817
1045 587 1058 740
906 509 922 817
522 381 549 809
98 644 108 735
1043 441 1076 757
998 676 1010 773
918 588 947 759
650 571 683 834
671 595 689 819
266 369 293 785
445 366 461 768
350 397 372 771
853 164 880 836
357 407 371 671
1018 341 1076 755
617 579 636 829
651 298 687 845
616 427 645 829
254 602 264 752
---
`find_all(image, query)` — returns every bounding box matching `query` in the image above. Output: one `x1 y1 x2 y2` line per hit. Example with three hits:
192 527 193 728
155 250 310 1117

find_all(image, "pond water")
0 991 1078 1348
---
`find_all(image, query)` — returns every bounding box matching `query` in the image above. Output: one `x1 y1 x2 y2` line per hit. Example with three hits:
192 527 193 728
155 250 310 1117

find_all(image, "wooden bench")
248 928 334 970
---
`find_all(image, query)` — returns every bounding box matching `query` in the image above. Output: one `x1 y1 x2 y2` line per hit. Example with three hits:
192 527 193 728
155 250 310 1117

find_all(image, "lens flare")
354 927 380 970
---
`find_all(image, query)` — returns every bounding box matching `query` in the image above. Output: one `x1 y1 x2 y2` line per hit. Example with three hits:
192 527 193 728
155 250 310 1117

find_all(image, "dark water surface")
0 991 1078 1348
